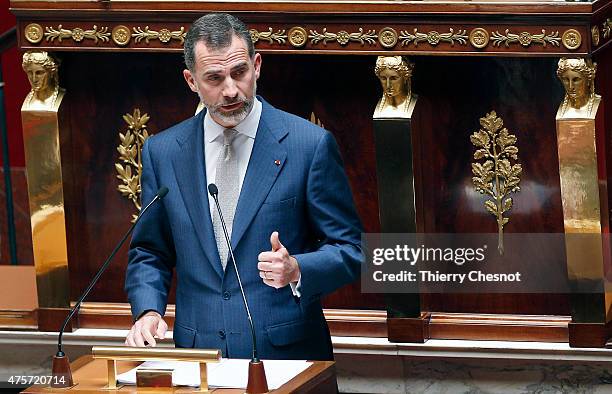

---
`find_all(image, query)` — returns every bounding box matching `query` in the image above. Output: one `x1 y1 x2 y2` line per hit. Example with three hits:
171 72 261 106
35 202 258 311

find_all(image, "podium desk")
22 356 337 393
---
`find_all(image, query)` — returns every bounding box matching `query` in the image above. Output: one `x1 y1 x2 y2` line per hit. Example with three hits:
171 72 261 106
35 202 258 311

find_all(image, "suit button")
218 330 226 339
223 291 231 300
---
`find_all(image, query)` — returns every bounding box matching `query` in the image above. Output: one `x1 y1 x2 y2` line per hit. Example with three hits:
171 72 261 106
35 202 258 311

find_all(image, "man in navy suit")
124 13 363 360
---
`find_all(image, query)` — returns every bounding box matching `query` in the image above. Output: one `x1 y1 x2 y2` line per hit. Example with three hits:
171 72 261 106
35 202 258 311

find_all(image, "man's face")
378 68 406 99
183 35 261 128
560 69 588 104
26 64 49 92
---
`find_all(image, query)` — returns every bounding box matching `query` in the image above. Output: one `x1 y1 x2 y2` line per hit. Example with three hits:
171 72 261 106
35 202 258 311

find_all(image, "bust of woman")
373 56 415 119
22 51 64 111
556 57 600 119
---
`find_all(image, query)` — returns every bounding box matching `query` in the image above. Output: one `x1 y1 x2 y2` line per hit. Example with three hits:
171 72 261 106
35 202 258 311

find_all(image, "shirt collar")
204 98 262 143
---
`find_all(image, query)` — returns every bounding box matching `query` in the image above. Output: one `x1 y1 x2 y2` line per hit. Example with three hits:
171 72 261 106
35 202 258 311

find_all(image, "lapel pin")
274 159 281 166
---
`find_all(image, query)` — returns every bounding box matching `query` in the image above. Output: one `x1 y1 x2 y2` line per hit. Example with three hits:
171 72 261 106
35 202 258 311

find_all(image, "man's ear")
253 53 262 80
183 69 198 93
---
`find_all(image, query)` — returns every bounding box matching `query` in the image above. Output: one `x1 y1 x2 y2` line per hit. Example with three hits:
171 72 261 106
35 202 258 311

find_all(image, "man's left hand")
258 231 300 288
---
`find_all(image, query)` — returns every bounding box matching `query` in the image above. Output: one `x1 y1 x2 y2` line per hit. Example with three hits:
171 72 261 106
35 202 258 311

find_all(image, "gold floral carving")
603 19 611 39
399 28 468 47
250 28 287 45
591 26 600 47
562 29 582 50
112 25 131 46
491 29 560 47
116 109 152 222
378 27 398 49
44 25 110 44
471 111 522 255
132 26 186 44
309 28 377 46
309 112 325 128
288 27 308 48
469 28 490 49
25 23 44 44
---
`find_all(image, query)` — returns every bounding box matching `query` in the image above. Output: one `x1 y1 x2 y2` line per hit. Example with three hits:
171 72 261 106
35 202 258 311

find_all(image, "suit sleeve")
292 131 364 303
125 139 176 320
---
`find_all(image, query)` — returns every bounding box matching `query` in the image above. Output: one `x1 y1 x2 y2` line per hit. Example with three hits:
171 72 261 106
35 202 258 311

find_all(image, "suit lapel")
231 102 288 250
173 112 224 278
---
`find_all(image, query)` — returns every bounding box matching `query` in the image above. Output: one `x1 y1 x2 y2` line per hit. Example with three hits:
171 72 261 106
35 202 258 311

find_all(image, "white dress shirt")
203 98 301 295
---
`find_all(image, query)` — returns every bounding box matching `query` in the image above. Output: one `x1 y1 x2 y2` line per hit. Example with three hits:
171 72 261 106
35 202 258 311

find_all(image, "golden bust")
373 56 416 119
22 51 64 111
556 57 600 119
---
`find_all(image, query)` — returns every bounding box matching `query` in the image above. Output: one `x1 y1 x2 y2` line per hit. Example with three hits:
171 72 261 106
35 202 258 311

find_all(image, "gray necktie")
213 129 239 270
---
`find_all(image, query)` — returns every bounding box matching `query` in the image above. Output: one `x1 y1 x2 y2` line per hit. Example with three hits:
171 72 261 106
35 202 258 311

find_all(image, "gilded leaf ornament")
491 29 561 47
471 111 522 255
116 109 152 222
249 28 287 45
308 28 377 46
132 26 186 44
399 28 468 47
602 19 611 40
44 25 110 44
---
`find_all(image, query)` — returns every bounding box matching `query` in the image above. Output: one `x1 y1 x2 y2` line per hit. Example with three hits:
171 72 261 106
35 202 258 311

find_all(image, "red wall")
2 0 29 167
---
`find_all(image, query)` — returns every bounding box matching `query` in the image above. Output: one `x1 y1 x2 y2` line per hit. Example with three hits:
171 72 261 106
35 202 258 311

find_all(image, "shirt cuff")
289 275 302 297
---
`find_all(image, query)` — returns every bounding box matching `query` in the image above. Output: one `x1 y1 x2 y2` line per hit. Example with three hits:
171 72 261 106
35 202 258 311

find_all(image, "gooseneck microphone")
51 186 169 388
208 183 268 394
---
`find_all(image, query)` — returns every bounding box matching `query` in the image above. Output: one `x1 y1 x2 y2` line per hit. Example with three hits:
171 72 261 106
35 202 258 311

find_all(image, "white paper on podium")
117 358 312 389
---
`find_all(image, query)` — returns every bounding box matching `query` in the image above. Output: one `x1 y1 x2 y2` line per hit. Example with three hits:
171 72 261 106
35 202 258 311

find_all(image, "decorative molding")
132 26 186 44
309 28 377 46
399 28 468 47
471 111 522 255
249 28 287 45
469 28 490 49
288 26 308 48
44 25 110 44
491 29 561 48
378 27 398 49
111 25 131 46
561 29 582 50
24 23 43 44
116 109 152 222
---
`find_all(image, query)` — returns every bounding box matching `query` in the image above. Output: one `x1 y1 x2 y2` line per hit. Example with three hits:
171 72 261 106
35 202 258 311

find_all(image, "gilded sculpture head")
374 56 414 101
557 57 596 109
22 51 60 101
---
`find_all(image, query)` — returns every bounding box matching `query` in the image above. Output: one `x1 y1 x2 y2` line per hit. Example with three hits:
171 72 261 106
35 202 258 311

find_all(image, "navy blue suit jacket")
125 98 363 360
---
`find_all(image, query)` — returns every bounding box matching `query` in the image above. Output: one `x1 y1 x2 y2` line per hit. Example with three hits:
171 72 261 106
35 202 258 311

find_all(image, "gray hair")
184 13 254 71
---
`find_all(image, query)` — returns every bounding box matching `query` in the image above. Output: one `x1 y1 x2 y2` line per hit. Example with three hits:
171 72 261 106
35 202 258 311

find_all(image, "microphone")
208 183 268 394
51 186 169 388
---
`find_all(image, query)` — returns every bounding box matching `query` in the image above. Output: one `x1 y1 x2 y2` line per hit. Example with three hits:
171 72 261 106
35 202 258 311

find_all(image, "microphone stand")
208 183 268 394
50 187 168 388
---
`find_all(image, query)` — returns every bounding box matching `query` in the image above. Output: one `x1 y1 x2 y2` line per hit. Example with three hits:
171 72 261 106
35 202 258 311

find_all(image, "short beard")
203 81 257 126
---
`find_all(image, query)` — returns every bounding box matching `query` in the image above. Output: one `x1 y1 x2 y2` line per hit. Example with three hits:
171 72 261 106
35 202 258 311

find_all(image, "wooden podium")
21 356 337 393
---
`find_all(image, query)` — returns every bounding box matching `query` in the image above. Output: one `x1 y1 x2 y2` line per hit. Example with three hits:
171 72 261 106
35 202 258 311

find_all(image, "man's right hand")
125 311 168 347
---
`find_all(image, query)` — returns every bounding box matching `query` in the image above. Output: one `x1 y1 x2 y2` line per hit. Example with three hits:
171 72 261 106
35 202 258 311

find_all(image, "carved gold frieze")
591 26 600 47
288 27 308 48
469 28 490 49
471 111 522 255
562 29 582 50
399 28 468 47
44 25 110 44
132 26 186 44
378 27 398 49
116 109 152 222
24 23 44 44
112 25 131 46
249 28 287 45
491 29 561 47
309 112 325 128
309 28 377 46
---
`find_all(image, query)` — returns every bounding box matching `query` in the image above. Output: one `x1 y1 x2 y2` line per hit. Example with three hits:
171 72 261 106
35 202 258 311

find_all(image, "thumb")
156 319 167 339
270 231 283 251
